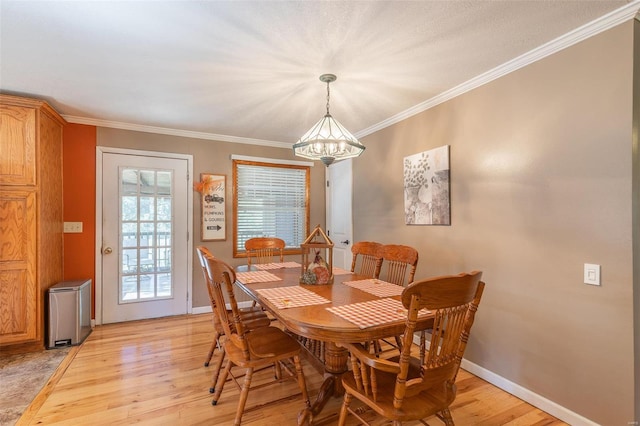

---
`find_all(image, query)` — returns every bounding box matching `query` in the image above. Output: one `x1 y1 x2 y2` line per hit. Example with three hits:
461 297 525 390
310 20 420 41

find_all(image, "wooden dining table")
234 264 434 425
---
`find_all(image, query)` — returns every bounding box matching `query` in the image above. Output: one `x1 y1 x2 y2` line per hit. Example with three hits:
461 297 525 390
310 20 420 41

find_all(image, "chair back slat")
350 241 383 278
245 237 285 265
380 244 419 286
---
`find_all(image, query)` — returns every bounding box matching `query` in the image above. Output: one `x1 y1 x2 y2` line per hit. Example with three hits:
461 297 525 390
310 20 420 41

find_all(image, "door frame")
95 146 194 325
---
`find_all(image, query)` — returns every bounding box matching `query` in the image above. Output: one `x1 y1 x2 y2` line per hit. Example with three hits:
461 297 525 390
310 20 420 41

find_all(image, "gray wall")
96 128 326 308
353 22 635 424
633 16 640 424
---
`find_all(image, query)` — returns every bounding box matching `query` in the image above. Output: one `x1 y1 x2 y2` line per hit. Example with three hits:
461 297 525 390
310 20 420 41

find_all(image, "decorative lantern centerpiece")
300 225 334 285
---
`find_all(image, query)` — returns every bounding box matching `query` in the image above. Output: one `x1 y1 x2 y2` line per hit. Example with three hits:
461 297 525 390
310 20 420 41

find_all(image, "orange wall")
62 123 97 317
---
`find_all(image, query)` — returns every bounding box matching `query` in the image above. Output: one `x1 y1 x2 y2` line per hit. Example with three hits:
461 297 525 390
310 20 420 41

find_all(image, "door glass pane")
118 167 174 304
122 196 137 220
157 171 171 195
122 223 137 247
122 248 138 274
157 197 171 221
140 222 155 247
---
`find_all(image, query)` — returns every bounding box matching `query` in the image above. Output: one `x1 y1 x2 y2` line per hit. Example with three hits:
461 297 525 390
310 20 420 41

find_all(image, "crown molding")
63 1 640 145
356 0 640 139
63 115 291 149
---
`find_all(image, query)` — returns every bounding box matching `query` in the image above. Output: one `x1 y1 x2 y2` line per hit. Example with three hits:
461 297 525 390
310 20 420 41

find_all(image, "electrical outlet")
584 263 600 286
63 222 83 233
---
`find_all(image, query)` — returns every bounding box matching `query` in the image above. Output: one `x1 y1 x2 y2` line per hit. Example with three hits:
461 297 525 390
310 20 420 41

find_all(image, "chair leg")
204 330 220 367
338 392 352 426
210 346 226 393
293 355 310 406
234 367 254 426
394 335 403 351
436 408 455 426
212 358 232 405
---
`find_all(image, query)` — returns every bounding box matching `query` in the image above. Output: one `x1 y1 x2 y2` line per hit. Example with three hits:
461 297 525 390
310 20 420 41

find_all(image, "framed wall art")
196 173 226 241
403 145 450 225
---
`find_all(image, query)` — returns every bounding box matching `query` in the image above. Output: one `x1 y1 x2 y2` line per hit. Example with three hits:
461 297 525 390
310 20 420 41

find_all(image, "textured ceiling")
1 1 637 145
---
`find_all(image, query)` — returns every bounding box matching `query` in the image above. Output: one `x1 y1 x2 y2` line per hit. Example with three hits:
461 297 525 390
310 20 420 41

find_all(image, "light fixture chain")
326 80 331 115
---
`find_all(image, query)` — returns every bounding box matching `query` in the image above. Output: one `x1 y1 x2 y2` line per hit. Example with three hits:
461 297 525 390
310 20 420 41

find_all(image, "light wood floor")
20 314 566 426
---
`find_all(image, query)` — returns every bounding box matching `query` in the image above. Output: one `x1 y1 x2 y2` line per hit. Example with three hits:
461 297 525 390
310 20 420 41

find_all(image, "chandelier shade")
293 74 365 166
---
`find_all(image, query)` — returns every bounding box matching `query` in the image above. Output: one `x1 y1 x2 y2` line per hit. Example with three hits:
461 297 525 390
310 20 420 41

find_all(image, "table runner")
342 279 403 297
255 286 331 309
254 262 301 270
235 270 282 284
327 298 430 329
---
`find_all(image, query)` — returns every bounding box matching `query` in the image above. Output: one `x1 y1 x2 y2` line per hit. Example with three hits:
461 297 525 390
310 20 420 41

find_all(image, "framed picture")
199 173 226 241
403 145 450 225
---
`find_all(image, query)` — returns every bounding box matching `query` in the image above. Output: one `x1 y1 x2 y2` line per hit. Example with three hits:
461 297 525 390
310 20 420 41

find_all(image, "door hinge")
326 180 330 187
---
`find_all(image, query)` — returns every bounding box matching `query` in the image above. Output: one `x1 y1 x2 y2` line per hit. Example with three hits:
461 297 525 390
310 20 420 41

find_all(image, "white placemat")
255 286 331 309
342 279 404 297
235 270 282 284
327 298 430 329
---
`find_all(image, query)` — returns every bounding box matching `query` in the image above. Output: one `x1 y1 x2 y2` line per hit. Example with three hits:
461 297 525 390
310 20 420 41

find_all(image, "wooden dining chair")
379 244 419 286
244 237 285 266
195 246 270 393
338 271 485 426
204 255 310 425
350 241 383 278
373 244 420 353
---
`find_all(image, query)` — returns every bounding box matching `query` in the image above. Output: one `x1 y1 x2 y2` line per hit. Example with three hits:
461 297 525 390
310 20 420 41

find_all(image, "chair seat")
224 326 302 366
341 367 457 422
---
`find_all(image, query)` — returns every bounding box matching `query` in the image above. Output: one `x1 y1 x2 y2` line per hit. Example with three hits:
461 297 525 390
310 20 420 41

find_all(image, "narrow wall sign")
199 173 226 241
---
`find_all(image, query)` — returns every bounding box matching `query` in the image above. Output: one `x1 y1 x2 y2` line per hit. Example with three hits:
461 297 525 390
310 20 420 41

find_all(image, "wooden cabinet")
0 94 64 348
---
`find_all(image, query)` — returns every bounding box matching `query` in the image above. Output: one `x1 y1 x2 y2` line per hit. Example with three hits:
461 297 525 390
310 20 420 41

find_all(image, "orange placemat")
255 286 331 309
235 270 282 284
342 279 403 297
327 298 430 329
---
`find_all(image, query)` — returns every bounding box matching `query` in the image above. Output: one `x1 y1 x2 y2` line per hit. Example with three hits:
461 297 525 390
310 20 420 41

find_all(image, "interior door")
101 152 189 323
326 159 353 269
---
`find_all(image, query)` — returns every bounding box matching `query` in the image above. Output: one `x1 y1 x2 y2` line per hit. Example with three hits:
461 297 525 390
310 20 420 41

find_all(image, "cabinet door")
0 105 36 185
0 189 37 344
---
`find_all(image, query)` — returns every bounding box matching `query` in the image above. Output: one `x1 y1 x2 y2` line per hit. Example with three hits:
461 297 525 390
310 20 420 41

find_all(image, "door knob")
103 246 113 255
341 240 350 245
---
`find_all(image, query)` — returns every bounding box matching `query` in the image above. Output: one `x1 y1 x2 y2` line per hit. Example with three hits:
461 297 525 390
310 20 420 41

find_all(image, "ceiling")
1 1 638 147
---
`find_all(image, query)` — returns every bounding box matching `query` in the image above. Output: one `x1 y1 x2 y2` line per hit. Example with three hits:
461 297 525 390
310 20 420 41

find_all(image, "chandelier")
293 74 365 166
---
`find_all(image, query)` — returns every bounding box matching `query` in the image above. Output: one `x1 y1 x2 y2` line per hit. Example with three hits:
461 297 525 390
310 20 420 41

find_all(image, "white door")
101 152 189 323
326 159 353 269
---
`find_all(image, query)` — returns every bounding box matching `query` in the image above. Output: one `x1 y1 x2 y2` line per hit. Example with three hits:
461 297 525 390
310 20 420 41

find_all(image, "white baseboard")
191 305 212 315
460 359 598 426
410 335 597 425
191 300 255 316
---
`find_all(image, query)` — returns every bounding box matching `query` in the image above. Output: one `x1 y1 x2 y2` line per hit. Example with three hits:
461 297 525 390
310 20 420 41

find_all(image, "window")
233 159 310 257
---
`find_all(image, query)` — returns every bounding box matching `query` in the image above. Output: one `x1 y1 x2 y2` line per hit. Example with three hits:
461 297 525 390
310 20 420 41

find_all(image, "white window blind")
235 161 309 253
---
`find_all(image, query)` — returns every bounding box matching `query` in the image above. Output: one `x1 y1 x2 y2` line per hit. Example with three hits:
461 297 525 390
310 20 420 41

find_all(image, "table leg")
297 342 349 425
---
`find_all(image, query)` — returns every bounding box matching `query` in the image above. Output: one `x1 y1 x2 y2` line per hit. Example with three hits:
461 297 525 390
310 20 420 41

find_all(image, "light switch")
584 263 600 286
63 222 83 233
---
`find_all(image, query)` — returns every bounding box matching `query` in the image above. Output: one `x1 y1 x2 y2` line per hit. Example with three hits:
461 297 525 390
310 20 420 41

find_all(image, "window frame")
232 159 310 258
